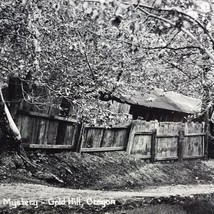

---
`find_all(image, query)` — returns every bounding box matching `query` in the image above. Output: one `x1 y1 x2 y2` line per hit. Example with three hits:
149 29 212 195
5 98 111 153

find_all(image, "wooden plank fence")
126 120 207 162
16 110 81 150
79 126 129 152
15 111 207 162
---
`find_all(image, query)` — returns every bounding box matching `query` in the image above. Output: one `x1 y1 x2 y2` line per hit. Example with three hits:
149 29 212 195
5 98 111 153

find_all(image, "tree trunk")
0 87 21 151
201 67 212 158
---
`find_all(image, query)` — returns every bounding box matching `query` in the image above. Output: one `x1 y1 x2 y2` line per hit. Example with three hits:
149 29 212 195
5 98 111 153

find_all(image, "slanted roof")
122 89 201 114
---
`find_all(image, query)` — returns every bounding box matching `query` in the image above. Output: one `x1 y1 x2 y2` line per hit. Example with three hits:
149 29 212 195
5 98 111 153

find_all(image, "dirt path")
1 183 214 208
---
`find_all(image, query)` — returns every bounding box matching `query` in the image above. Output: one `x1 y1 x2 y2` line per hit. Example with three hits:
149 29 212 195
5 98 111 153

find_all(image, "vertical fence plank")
178 130 184 162
43 119 50 145
37 119 44 144
100 128 106 147
63 125 75 145
31 117 40 144
55 121 67 145
79 126 88 153
202 122 208 160
70 125 78 146
150 129 157 163
101 129 114 147
114 129 128 147
47 120 59 145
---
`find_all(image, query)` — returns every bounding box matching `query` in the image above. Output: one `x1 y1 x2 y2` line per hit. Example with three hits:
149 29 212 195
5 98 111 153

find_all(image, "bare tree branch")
137 6 214 62
84 51 96 81
162 58 200 80
136 3 214 46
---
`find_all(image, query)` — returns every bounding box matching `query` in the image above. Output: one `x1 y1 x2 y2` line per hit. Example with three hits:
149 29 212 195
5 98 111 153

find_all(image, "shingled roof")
122 89 201 114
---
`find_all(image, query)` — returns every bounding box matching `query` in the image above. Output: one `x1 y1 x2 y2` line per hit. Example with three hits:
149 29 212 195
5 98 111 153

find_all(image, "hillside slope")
1 151 214 190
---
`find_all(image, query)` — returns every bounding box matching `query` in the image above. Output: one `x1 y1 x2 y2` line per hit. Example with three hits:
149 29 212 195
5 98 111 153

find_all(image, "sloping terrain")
1 150 214 190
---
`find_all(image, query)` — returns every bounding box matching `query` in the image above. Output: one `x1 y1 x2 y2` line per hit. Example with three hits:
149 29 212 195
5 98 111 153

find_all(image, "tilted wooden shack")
114 89 202 122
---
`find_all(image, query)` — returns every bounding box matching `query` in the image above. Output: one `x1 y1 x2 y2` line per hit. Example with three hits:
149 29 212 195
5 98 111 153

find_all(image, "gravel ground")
2 183 214 203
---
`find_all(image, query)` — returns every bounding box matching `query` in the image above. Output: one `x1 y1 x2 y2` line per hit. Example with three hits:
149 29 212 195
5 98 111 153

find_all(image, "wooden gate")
126 121 207 162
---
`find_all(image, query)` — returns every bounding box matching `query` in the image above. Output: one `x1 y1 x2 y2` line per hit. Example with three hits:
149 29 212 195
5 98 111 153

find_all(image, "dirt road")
1 183 214 207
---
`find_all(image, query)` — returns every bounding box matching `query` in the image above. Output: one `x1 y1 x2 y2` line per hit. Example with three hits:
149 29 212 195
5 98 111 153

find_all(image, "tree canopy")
0 0 214 124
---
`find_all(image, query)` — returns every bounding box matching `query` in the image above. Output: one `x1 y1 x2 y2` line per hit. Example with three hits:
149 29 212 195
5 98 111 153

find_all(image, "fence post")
178 130 185 162
204 132 209 160
100 129 106 148
150 129 157 163
75 123 85 153
126 122 135 154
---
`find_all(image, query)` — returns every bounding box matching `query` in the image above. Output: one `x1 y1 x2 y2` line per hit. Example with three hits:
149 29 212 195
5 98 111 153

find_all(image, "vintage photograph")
0 0 214 213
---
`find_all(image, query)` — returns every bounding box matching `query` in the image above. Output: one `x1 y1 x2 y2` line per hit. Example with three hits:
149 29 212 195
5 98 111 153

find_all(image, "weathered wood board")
155 137 178 160
183 136 204 158
131 134 152 158
82 128 104 148
101 129 114 147
113 129 129 147
80 127 129 151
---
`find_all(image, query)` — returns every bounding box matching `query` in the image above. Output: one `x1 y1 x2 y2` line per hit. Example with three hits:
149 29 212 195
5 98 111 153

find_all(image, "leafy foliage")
1 0 214 124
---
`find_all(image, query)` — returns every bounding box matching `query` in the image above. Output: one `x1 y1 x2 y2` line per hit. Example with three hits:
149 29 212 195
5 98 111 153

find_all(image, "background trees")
0 0 213 125
112 0 214 117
